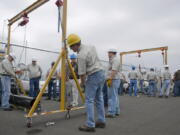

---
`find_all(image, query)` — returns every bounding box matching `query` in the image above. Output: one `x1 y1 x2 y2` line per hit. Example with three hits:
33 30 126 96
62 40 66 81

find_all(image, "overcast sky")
0 0 180 73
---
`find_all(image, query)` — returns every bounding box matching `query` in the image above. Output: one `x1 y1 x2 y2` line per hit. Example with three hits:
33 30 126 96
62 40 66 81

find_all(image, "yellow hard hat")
67 34 81 47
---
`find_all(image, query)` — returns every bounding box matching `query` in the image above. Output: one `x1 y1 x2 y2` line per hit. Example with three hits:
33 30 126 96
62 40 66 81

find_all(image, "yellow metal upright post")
60 0 68 111
7 25 11 55
165 49 168 65
120 54 123 71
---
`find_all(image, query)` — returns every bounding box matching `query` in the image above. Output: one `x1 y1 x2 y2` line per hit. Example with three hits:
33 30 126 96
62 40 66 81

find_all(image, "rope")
12 25 19 32
18 25 27 64
57 7 62 33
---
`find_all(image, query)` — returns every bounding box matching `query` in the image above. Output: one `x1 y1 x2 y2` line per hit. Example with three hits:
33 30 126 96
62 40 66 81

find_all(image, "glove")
107 79 112 87
80 83 86 93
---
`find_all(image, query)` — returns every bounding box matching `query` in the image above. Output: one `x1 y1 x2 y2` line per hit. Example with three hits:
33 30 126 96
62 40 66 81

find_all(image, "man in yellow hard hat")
67 34 106 132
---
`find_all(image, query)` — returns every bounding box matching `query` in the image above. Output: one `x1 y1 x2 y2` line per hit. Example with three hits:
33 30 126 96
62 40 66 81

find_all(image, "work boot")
53 98 57 101
56 98 61 102
79 125 95 132
45 97 51 100
105 114 115 118
3 108 13 111
158 95 163 98
95 122 106 128
165 96 169 98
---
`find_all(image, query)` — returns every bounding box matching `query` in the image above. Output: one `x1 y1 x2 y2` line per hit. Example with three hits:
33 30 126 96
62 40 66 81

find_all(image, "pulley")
55 0 63 32
18 13 29 26
55 0 63 7
137 51 141 58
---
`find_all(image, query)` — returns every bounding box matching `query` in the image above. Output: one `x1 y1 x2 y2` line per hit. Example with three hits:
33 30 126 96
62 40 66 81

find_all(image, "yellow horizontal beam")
120 46 168 56
0 53 5 57
8 0 49 25
25 106 85 118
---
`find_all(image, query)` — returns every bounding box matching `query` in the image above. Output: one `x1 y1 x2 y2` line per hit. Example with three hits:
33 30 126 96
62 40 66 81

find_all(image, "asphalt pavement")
0 95 179 135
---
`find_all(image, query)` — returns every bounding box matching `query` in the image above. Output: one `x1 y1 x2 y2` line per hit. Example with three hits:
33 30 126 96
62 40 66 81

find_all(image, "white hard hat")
108 48 117 53
9 53 16 60
32 58 37 61
164 65 169 68
141 69 146 73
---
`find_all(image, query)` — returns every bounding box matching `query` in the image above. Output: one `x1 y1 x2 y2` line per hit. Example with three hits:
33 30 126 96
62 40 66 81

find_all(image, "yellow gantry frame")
6 0 50 95
6 0 85 119
120 46 168 69
7 0 50 55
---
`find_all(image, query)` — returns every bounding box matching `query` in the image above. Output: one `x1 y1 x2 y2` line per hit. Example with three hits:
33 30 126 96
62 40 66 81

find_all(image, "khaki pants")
69 79 79 106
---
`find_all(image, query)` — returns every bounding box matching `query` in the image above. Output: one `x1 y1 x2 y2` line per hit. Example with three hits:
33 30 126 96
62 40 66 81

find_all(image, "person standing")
138 69 147 94
118 72 126 95
173 69 180 97
24 58 42 97
138 70 144 94
147 68 158 97
46 62 58 100
159 65 171 98
128 66 138 96
106 49 121 118
0 53 18 111
67 34 105 132
69 54 79 107
0 56 5 103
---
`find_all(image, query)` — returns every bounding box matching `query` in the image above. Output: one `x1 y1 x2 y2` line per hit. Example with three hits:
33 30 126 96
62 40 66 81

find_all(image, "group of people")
118 65 180 98
0 54 42 111
66 34 123 132
45 53 79 108
0 33 180 133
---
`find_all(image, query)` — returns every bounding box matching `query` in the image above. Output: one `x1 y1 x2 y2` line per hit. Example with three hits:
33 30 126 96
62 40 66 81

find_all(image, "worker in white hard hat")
0 53 21 111
106 48 121 118
23 58 42 97
147 68 158 97
67 34 105 132
46 62 58 100
128 66 139 96
159 65 171 98
138 69 147 94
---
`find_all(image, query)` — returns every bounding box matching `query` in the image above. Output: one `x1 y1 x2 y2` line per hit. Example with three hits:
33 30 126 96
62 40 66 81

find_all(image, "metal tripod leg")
67 59 85 103
26 53 62 127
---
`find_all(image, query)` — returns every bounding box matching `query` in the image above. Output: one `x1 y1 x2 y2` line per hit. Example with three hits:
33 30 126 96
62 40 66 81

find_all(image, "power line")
0 41 60 54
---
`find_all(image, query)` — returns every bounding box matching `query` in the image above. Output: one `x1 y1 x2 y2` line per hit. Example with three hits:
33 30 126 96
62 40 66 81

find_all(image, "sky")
0 0 180 74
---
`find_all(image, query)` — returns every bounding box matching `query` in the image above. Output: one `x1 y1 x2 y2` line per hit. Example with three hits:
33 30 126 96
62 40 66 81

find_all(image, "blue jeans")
102 82 108 106
48 79 57 99
148 80 156 96
139 80 144 93
174 80 180 96
0 77 2 102
160 80 171 96
108 79 120 116
1 75 11 108
118 79 123 95
85 70 105 127
29 77 40 97
129 79 137 96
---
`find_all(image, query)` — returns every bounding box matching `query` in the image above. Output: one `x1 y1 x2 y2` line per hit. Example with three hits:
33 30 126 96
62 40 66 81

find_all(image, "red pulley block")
18 13 29 26
161 50 164 55
138 51 141 58
55 0 63 7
